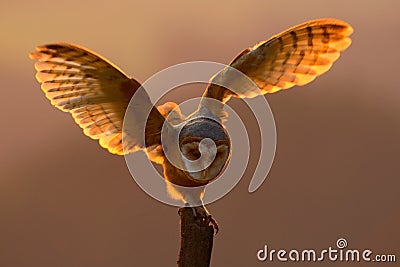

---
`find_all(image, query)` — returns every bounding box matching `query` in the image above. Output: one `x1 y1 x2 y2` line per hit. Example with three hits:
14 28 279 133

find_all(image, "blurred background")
1 0 399 266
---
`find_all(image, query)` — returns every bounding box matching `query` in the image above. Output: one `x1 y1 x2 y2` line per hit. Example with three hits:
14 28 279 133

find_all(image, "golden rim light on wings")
29 43 164 155
205 18 353 103
30 18 353 156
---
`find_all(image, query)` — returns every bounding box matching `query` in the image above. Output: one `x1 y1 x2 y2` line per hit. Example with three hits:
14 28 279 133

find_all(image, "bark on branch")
177 207 214 267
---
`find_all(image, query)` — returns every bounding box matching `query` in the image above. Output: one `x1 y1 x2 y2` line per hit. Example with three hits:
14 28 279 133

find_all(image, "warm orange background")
1 1 399 266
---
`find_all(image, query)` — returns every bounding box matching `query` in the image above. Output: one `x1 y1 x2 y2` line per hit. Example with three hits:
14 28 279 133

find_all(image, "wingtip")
335 19 354 37
306 18 354 37
28 42 73 60
327 18 354 36
29 51 40 60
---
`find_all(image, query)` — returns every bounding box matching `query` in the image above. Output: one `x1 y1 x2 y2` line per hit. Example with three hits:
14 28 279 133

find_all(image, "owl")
30 18 353 229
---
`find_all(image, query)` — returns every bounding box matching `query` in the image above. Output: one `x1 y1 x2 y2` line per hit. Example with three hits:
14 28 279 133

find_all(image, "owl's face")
179 118 230 183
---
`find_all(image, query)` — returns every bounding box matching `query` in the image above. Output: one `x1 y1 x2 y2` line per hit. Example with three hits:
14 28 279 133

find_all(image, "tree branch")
177 207 214 267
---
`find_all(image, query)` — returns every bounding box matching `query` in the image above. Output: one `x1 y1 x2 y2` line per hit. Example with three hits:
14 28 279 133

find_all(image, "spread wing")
200 18 353 118
30 43 165 155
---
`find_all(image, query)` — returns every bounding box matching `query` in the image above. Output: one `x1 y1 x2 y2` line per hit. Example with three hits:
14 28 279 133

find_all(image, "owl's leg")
168 182 219 233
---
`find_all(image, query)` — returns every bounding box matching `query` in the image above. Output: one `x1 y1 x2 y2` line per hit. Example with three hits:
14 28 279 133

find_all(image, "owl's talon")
189 206 219 235
206 215 219 235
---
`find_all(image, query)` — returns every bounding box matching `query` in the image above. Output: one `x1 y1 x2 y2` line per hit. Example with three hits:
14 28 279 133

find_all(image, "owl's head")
179 117 230 183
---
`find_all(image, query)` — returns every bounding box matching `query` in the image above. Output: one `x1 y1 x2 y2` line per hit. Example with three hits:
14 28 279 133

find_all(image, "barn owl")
30 18 353 230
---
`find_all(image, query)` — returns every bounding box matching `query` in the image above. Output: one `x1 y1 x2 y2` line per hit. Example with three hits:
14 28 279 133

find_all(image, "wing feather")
201 18 353 118
30 43 165 155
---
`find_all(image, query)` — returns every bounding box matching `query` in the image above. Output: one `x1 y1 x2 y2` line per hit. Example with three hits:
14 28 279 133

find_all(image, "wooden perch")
177 207 214 267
